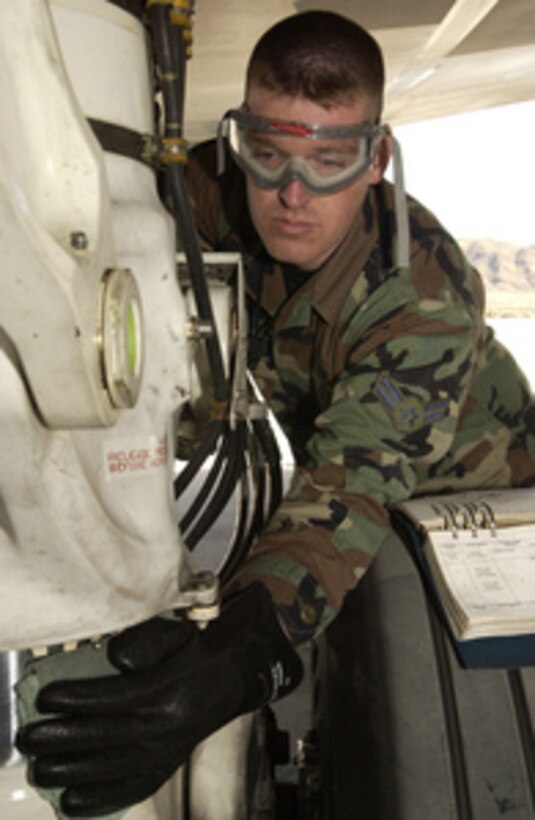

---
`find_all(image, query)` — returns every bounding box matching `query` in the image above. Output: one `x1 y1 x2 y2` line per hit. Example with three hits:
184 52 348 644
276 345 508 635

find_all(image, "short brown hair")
246 11 385 116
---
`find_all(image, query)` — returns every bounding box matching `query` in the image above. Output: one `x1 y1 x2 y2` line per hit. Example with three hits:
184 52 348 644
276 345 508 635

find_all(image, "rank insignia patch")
373 373 449 433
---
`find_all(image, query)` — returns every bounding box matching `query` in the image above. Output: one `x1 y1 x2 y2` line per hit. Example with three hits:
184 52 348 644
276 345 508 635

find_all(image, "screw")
191 571 215 590
70 231 89 250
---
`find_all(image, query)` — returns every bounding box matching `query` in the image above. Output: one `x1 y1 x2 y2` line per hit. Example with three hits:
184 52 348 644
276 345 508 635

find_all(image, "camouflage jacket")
187 141 535 644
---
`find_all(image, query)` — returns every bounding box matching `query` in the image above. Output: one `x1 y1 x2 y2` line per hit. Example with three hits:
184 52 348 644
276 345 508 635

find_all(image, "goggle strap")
229 108 379 141
391 135 410 269
216 118 228 176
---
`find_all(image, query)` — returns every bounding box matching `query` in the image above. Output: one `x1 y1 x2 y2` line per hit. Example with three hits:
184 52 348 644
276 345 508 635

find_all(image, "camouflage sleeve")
232 243 485 644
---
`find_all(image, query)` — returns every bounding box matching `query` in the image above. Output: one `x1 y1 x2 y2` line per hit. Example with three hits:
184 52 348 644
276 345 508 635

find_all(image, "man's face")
244 84 389 271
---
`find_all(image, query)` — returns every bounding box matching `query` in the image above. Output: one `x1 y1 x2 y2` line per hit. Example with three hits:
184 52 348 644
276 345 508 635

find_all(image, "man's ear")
369 128 393 183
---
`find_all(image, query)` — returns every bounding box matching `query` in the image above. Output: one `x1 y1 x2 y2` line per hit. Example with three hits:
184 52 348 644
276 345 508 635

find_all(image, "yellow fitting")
172 0 193 10
161 152 188 165
160 136 189 164
211 399 229 421
170 11 191 27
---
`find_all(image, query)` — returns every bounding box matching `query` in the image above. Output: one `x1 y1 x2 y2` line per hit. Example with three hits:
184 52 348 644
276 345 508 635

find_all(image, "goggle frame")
217 108 387 195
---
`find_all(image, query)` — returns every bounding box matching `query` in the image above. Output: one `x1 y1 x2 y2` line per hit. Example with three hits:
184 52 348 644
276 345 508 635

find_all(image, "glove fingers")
109 617 196 671
18 713 166 756
35 668 167 714
32 748 143 787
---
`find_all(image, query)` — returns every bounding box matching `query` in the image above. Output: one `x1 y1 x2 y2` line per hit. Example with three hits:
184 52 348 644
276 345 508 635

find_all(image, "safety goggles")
217 108 387 195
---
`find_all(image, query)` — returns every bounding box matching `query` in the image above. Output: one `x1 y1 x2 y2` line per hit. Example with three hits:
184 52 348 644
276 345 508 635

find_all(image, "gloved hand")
16 582 303 817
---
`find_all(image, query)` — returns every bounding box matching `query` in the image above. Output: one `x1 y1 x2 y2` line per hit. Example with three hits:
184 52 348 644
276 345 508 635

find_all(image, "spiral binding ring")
431 498 498 538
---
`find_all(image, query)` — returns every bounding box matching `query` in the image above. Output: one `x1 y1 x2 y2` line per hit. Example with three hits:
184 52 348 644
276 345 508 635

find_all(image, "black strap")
88 118 156 167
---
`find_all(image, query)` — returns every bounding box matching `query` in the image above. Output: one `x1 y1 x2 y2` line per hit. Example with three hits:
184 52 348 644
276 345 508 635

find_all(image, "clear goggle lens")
217 109 386 195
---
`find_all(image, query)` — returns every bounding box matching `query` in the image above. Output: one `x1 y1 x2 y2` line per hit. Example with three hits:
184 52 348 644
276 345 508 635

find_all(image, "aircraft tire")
313 532 535 819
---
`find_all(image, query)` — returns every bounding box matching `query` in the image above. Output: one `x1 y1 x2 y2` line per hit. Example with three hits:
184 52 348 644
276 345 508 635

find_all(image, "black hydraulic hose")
148 4 228 407
219 458 265 586
179 430 229 535
174 419 223 498
230 469 253 552
252 417 283 517
184 426 244 549
149 5 182 126
185 422 246 550
168 0 187 120
169 163 228 406
219 417 285 583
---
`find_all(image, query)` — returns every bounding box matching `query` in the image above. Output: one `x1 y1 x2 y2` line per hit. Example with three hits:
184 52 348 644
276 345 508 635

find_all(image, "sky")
391 100 535 247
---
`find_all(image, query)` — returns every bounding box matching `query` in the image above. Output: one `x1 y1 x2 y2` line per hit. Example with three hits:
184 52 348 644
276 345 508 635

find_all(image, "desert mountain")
458 238 535 316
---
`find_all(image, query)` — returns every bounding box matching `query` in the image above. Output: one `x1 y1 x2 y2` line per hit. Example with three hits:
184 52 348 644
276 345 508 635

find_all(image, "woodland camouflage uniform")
187 141 535 644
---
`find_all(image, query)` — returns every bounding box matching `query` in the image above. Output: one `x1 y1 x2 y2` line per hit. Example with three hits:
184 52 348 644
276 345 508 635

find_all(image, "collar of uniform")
306 186 380 326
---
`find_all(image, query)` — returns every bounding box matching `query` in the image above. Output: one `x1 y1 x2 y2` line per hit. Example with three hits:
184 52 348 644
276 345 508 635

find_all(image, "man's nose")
278 178 312 209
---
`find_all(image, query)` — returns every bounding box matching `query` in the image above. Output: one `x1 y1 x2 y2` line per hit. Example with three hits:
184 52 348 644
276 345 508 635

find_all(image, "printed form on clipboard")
390 487 535 668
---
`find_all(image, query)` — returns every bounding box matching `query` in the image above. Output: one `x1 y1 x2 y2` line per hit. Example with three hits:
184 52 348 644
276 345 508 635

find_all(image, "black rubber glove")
17 583 303 817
